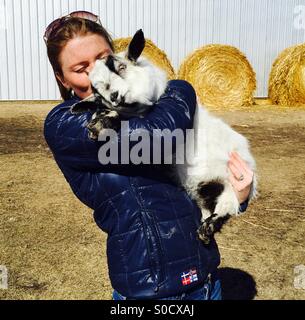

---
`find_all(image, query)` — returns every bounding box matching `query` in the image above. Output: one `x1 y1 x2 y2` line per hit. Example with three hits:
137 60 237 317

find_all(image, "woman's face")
57 33 112 99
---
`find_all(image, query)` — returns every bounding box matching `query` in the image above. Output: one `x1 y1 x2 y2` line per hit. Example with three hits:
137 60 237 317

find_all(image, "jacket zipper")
130 177 166 292
140 211 166 292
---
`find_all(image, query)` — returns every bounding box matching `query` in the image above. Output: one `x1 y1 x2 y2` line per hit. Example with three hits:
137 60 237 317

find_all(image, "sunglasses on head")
43 10 101 43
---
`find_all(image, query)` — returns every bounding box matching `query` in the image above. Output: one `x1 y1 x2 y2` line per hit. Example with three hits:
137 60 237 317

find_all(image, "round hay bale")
268 44 305 106
113 37 176 80
178 44 256 108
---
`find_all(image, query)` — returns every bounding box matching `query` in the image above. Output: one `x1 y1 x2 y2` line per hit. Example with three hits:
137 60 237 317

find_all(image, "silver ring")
238 174 244 181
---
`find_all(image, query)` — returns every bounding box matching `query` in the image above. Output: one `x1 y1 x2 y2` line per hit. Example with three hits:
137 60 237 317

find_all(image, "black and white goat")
71 30 167 139
71 29 258 244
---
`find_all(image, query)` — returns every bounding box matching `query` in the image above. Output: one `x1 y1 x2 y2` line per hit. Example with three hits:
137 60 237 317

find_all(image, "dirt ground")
0 100 304 300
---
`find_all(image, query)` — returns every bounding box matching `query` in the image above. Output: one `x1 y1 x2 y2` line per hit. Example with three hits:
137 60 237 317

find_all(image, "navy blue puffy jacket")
44 80 246 299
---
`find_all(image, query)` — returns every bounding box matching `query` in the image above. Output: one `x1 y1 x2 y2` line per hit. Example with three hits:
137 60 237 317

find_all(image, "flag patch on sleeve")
180 268 198 286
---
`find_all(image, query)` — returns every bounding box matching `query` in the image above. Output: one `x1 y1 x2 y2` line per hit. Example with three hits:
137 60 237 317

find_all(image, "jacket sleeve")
239 198 249 213
44 80 197 171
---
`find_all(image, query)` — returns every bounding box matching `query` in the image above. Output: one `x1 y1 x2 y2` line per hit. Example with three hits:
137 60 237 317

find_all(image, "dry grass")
0 101 305 300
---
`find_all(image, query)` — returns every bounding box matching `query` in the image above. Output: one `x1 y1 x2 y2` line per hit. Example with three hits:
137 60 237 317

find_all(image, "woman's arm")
44 80 197 171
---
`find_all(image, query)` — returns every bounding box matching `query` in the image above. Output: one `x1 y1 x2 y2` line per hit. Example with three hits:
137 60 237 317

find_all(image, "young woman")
43 11 253 300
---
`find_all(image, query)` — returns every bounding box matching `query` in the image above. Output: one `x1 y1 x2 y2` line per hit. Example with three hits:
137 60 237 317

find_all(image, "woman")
43 11 253 300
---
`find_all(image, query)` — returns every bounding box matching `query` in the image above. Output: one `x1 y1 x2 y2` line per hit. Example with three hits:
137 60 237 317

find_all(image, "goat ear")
70 94 98 114
127 29 145 62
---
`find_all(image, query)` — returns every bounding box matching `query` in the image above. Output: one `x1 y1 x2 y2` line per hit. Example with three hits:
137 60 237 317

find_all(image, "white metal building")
0 0 305 100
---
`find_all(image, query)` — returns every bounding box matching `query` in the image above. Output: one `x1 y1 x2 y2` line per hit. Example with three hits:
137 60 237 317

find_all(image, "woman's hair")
46 17 114 101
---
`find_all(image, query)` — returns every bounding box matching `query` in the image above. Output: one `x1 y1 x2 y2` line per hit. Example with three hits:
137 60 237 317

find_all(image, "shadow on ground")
218 267 257 300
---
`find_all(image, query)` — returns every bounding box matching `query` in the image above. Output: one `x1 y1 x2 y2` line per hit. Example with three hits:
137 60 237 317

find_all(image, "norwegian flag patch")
180 268 198 286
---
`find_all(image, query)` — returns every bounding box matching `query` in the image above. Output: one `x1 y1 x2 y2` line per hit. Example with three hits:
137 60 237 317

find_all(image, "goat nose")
110 91 119 102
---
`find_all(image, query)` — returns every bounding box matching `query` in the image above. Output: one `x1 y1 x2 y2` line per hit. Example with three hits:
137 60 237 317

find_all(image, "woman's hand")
228 151 254 204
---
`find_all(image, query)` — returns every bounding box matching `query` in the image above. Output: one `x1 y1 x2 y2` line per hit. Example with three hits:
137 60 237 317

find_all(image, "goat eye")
119 64 126 71
105 84 110 90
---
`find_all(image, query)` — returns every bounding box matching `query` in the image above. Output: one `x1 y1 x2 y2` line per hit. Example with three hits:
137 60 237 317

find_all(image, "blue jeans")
112 274 222 300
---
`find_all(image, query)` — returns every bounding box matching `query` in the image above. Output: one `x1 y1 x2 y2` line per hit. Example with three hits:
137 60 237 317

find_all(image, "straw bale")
178 44 256 108
268 44 305 106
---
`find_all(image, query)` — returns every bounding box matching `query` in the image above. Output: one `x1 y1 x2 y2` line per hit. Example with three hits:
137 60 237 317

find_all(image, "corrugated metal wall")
0 0 305 100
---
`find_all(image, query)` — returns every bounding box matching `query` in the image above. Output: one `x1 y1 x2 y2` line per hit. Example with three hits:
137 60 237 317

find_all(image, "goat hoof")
197 218 216 244
197 230 211 245
102 116 121 131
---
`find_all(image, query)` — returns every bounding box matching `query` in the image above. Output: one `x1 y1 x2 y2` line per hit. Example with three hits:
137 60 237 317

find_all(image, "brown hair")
46 17 114 101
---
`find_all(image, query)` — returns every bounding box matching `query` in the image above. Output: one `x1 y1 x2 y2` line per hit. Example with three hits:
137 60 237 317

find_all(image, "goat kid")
71 29 258 244
70 29 166 139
